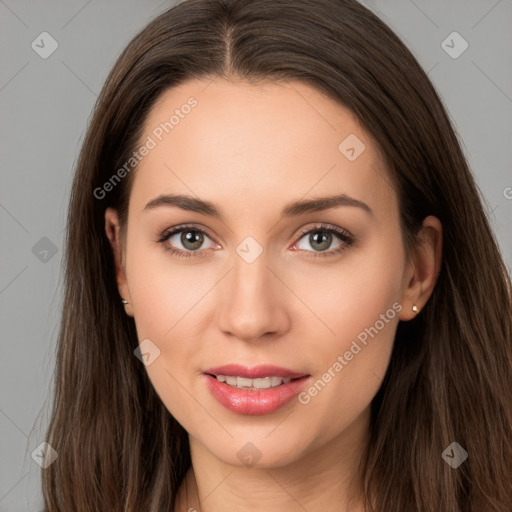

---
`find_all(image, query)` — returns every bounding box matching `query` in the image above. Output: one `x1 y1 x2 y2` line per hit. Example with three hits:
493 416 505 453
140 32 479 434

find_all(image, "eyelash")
156 223 355 259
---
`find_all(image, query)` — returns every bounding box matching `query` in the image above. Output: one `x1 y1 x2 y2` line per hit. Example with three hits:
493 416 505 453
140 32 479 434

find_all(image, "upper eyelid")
295 224 352 239
159 223 214 242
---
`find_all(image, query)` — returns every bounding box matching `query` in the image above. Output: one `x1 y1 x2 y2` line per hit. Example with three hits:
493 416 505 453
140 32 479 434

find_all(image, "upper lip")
203 364 309 379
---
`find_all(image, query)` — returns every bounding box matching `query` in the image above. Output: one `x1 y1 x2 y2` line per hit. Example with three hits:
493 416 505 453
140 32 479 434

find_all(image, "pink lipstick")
203 364 311 415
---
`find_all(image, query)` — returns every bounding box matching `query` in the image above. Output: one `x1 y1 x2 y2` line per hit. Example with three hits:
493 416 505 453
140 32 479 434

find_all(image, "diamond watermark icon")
134 338 161 366
441 31 468 59
236 236 263 264
237 442 263 467
32 237 58 263
441 441 468 468
31 442 58 469
31 32 59 59
339 134 366 161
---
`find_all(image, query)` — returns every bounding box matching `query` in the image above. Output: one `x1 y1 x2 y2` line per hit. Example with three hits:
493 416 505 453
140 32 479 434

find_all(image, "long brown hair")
42 0 512 510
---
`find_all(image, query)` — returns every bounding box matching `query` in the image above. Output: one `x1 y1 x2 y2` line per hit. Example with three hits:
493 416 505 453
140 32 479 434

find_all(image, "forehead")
129 77 396 220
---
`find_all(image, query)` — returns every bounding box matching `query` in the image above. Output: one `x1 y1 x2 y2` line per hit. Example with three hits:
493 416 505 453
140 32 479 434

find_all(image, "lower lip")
204 374 310 415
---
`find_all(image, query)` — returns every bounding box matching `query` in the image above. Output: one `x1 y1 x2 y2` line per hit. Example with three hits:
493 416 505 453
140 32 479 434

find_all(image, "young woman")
42 0 512 511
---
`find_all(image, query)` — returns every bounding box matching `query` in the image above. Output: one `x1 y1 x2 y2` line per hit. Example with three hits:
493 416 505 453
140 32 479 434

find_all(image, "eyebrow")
143 193 373 218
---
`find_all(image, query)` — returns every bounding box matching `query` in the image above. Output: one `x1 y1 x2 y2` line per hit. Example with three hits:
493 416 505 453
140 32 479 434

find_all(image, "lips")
203 364 311 415
203 364 308 380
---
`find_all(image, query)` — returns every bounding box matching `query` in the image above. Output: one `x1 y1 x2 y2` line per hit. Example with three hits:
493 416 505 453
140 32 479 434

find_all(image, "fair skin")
105 77 442 512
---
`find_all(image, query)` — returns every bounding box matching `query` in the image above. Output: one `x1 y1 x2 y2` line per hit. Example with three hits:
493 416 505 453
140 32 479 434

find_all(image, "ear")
399 215 443 321
105 207 133 316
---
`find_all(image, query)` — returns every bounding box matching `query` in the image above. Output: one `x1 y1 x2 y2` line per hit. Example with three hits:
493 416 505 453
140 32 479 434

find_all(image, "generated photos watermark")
298 301 403 405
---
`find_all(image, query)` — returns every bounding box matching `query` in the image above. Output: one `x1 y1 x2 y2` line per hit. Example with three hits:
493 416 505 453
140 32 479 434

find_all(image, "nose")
216 252 291 342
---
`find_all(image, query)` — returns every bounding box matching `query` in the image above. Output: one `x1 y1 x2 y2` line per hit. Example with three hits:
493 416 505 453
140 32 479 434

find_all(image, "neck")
174 407 371 512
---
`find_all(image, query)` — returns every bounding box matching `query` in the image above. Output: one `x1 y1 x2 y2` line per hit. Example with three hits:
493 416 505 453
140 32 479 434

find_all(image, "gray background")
1 0 511 510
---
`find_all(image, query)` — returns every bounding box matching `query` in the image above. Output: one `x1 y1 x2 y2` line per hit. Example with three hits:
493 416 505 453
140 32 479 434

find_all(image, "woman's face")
107 77 416 468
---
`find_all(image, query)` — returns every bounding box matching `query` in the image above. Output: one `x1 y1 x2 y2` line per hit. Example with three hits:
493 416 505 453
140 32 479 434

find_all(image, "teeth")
270 376 282 387
214 375 293 389
237 377 253 388
225 376 237 386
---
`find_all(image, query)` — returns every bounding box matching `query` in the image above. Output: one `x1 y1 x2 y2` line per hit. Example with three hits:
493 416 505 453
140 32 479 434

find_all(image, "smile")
211 375 294 389
203 364 311 415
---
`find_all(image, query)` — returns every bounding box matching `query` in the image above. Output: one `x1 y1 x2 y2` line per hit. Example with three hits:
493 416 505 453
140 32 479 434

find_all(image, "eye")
292 223 355 258
156 224 217 258
156 223 355 259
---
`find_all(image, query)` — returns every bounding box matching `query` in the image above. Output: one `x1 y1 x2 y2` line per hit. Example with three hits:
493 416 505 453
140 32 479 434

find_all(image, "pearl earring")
412 304 419 314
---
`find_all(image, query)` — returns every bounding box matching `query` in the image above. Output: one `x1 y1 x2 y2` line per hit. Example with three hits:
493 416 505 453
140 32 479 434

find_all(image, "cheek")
125 237 208 339
293 229 404 432
295 224 404 350
297 311 397 442
124 242 208 425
